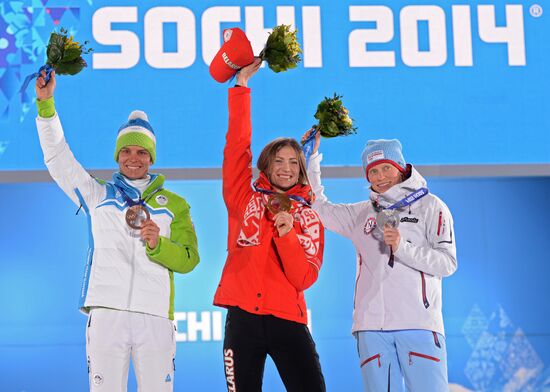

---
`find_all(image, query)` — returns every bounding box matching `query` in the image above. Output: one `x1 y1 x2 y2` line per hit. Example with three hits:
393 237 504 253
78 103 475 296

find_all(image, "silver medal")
375 209 399 233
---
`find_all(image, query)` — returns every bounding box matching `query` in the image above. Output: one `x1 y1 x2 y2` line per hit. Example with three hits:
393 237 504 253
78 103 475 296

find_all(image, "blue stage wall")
1 176 549 391
1 0 549 169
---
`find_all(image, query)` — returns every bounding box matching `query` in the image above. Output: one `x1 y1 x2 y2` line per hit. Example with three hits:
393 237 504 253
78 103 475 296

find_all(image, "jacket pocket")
420 272 430 309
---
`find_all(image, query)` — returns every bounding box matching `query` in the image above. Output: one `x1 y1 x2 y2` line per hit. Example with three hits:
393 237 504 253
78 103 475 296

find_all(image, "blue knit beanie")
361 139 406 180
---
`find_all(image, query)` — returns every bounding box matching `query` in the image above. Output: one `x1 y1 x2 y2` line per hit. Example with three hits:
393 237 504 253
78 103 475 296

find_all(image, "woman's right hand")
35 70 56 101
236 58 262 87
300 128 321 155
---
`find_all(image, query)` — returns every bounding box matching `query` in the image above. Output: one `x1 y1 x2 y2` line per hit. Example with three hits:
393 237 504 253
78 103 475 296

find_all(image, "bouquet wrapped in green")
20 28 92 95
302 94 357 164
259 25 302 73
46 27 92 76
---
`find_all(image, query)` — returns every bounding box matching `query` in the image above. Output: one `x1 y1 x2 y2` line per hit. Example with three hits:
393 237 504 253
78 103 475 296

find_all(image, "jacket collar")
112 172 165 200
369 164 427 208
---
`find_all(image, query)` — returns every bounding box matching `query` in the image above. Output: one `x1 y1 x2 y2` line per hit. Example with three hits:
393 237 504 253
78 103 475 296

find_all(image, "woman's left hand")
274 212 294 237
383 225 401 252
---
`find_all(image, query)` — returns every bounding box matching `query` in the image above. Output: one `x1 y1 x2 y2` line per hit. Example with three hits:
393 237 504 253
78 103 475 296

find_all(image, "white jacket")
36 114 199 320
307 152 457 335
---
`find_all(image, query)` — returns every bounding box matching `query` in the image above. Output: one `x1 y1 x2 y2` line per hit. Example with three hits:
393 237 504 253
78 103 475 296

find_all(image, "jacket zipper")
185 246 190 258
409 351 440 365
127 246 136 308
127 221 138 309
87 313 92 345
353 255 363 310
361 353 381 368
297 304 304 317
432 331 441 348
420 272 430 309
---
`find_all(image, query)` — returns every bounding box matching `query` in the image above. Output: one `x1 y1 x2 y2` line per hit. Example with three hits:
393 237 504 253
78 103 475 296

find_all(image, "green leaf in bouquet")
260 25 302 73
55 58 87 75
46 35 65 64
314 94 358 138
60 47 81 63
44 27 92 76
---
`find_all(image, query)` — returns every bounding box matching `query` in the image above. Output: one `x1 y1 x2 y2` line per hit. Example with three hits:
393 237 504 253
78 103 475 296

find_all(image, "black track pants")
223 307 326 392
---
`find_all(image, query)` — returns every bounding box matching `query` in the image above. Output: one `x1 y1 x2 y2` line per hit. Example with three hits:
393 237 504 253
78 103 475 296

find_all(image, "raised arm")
222 59 262 218
302 129 360 238
35 71 104 208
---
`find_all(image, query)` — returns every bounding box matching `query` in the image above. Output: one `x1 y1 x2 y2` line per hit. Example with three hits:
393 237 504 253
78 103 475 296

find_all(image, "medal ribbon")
20 64 54 97
115 184 163 209
384 187 429 211
253 185 311 207
301 127 318 167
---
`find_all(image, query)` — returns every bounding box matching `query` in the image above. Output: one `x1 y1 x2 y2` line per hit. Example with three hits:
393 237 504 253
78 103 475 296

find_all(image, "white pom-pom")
128 110 148 122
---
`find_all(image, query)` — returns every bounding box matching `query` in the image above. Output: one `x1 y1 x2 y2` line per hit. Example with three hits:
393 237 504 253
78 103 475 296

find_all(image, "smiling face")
367 162 404 193
117 145 152 179
267 146 300 192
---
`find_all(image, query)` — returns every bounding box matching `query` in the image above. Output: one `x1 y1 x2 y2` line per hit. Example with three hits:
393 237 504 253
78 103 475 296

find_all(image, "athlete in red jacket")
213 59 326 391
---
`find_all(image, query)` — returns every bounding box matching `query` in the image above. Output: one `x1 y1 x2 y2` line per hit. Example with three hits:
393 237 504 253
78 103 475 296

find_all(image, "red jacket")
213 87 324 324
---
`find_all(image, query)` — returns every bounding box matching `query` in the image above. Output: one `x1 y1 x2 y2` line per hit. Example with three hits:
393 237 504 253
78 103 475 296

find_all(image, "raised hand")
300 128 321 155
35 70 56 101
236 58 262 87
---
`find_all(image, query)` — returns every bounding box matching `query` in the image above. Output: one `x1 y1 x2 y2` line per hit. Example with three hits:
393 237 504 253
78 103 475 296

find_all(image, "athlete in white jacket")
303 131 457 392
35 71 200 392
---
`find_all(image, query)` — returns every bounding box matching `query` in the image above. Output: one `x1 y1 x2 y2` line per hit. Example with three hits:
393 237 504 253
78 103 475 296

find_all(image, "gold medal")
125 205 150 230
267 194 292 215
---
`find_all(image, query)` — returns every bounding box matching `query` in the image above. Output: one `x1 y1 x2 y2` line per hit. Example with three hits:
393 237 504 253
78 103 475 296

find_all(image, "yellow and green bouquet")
314 93 357 138
302 94 357 164
259 25 302 73
46 27 92 76
20 28 92 95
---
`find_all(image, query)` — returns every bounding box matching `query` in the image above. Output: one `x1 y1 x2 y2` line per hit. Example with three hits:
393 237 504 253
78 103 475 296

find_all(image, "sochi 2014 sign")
91 4 534 69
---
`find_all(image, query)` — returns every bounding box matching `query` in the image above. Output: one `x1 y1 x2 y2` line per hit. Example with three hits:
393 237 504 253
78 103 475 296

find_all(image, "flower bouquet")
20 28 92 94
259 25 302 73
302 94 357 164
45 27 92 78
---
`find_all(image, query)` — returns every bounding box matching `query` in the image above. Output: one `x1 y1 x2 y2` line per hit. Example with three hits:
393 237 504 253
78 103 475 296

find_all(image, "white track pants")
86 308 176 392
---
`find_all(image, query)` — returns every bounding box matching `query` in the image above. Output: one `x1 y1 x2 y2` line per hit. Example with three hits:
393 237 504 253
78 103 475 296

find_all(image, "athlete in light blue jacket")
304 130 457 392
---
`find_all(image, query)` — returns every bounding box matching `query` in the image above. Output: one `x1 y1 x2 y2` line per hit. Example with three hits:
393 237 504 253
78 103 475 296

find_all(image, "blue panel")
0 176 549 390
1 0 549 170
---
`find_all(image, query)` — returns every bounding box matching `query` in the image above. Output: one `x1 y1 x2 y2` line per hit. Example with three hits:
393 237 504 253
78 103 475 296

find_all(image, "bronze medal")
125 205 150 230
267 194 292 215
